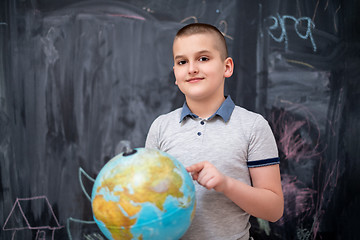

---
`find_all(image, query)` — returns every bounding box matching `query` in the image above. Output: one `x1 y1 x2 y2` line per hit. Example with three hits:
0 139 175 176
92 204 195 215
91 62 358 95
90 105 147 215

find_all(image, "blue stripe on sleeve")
247 157 280 168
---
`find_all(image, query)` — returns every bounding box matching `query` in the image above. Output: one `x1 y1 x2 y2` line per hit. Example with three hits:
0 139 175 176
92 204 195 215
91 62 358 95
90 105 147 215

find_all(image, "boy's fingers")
186 161 206 173
205 177 217 190
191 172 199 180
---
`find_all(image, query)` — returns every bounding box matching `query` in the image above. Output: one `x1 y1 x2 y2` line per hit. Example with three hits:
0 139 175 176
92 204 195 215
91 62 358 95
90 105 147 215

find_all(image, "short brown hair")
174 23 228 60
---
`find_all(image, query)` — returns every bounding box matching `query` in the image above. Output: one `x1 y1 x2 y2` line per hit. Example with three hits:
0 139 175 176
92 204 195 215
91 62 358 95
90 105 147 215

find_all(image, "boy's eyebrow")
174 50 212 60
174 54 185 60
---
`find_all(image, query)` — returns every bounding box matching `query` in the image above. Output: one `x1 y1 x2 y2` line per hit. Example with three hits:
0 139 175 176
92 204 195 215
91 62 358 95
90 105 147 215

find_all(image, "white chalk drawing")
3 196 63 240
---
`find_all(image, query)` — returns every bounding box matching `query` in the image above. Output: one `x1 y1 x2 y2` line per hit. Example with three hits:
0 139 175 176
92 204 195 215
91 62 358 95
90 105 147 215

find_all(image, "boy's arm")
187 162 283 222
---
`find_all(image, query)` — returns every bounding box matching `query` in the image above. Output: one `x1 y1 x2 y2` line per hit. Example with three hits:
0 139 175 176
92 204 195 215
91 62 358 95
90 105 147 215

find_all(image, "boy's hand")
186 161 228 192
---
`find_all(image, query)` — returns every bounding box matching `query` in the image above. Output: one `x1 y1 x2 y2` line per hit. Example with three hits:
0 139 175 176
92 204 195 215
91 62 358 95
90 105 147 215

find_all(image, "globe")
91 148 196 240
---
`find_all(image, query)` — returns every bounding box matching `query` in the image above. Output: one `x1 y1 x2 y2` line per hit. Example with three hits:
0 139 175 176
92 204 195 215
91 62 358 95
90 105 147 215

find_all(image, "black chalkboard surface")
1 0 359 239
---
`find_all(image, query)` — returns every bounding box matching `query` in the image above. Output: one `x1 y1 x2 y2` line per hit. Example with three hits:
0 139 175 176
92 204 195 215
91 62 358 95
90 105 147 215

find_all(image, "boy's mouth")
186 77 204 83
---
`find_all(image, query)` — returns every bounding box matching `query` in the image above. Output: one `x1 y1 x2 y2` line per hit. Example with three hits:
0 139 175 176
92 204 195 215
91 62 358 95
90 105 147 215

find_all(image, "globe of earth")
91 148 196 240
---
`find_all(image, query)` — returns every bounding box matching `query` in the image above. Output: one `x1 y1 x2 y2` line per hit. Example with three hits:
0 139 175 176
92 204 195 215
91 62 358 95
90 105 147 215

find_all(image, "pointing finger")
186 161 207 173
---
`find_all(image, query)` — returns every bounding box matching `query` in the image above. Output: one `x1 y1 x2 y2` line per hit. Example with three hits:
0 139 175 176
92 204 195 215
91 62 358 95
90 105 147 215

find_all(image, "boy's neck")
186 95 226 119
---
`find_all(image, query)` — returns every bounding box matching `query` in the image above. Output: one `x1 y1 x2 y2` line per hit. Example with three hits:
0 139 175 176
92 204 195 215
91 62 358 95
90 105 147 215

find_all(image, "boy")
145 23 283 240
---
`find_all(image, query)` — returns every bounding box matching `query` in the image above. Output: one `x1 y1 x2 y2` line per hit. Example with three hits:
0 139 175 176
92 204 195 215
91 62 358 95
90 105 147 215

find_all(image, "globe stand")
116 140 137 156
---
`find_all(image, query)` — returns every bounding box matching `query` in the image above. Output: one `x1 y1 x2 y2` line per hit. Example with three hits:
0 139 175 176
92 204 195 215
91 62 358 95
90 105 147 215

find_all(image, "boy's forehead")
173 32 223 55
174 32 219 46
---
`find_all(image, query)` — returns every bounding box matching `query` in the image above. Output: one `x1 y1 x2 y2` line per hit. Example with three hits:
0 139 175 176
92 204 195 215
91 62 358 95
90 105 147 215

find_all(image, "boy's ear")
224 57 234 78
173 66 178 85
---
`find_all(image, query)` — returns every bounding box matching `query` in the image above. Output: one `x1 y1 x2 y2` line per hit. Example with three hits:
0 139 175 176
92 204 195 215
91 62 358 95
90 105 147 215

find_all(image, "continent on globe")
91 148 196 240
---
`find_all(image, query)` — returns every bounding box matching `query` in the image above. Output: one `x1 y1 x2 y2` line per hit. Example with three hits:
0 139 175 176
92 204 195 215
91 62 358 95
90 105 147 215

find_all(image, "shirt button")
197 132 202 136
200 121 205 125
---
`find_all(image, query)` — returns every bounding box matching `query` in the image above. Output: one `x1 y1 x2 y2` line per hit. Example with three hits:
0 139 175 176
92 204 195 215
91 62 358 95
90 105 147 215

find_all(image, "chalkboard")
1 0 359 239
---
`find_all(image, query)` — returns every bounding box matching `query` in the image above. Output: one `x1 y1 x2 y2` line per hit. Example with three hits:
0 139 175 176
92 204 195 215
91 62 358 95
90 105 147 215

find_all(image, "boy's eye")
178 60 187 65
199 57 209 62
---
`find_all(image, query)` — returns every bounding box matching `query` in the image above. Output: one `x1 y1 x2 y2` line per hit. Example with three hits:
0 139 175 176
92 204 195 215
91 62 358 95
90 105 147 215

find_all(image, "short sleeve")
247 115 280 168
145 116 161 150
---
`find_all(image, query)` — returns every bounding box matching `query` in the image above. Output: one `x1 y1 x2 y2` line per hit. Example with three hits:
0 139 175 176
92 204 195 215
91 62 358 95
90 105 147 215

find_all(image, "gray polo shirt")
145 96 279 240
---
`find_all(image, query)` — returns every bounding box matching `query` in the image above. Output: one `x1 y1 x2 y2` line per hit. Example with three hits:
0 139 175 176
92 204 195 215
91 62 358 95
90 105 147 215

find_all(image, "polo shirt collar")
180 96 235 123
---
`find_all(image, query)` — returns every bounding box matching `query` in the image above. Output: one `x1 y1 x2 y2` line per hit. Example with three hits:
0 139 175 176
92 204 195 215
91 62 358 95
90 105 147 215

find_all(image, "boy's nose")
188 62 199 74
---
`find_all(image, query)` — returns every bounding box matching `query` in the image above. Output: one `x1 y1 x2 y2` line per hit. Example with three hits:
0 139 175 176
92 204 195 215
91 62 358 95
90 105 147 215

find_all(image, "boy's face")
172 33 233 103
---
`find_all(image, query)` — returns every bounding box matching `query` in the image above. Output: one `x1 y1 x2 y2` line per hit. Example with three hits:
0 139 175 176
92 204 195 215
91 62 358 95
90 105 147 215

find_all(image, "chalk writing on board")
281 174 316 237
312 155 341 239
79 167 95 201
267 13 317 52
67 168 97 240
312 3 342 33
333 5 341 32
180 16 198 23
106 14 145 21
297 227 312 240
180 16 233 40
270 102 322 163
67 218 99 240
256 218 271 236
269 97 342 239
84 233 105 240
285 59 314 69
218 20 233 40
3 196 63 240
